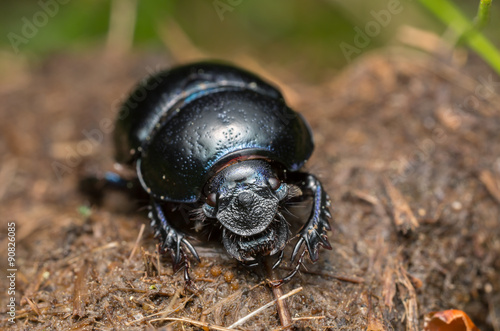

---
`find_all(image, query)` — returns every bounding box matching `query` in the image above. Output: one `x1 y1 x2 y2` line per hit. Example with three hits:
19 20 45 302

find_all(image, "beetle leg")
103 171 130 188
289 173 332 263
79 170 146 205
272 250 285 270
149 199 200 272
181 238 200 261
269 249 307 287
180 250 195 288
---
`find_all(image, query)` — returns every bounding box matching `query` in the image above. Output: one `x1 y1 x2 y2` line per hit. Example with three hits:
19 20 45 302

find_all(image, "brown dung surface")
0 50 499 330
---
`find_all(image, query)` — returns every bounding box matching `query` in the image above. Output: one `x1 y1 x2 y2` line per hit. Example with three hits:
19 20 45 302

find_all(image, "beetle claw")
150 199 199 285
290 172 332 264
272 250 284 269
290 237 305 263
305 237 319 262
270 249 307 287
321 236 333 250
182 238 200 262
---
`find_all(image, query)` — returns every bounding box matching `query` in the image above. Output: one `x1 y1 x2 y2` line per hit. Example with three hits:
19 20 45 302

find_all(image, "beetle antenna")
286 184 302 200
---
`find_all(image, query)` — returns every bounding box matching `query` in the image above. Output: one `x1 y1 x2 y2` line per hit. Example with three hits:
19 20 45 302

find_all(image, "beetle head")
203 160 290 262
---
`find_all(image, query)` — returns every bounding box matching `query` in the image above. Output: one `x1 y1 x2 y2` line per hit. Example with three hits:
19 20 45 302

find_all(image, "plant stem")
417 0 500 75
475 0 492 30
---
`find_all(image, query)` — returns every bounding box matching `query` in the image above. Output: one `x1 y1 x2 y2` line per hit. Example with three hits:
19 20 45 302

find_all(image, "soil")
0 49 499 330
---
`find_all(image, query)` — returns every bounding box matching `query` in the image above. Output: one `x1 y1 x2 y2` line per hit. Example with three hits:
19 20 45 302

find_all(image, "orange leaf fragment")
424 309 479 331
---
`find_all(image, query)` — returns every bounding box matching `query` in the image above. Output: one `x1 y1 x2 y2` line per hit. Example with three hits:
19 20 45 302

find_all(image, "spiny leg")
272 250 285 270
288 173 332 263
150 199 200 284
269 249 307 287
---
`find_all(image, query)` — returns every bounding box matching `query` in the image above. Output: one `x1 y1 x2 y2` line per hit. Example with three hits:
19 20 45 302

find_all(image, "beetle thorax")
203 159 290 262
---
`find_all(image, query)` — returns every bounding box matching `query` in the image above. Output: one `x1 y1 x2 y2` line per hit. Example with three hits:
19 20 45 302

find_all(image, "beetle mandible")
114 62 332 284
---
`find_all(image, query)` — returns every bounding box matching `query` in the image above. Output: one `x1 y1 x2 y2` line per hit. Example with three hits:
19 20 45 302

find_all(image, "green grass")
418 0 500 75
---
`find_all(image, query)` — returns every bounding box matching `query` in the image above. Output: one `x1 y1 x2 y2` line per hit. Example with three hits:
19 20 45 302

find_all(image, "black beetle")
114 62 332 283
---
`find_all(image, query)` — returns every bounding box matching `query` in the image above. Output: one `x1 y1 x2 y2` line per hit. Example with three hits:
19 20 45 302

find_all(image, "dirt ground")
0 49 499 330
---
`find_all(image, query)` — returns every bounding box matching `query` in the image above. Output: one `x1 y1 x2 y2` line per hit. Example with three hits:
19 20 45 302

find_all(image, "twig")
72 261 89 318
227 287 303 329
384 178 419 234
271 284 292 330
128 223 145 262
292 316 325 322
479 170 500 204
265 257 293 329
396 264 419 331
156 244 162 277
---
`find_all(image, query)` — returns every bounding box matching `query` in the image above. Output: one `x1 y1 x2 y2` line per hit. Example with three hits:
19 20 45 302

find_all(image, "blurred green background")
1 0 499 79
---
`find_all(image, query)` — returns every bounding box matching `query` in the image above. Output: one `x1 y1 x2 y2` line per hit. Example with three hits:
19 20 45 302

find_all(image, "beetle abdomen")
114 62 282 163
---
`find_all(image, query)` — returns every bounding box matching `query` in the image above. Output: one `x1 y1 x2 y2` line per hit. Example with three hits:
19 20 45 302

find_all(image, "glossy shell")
114 62 314 202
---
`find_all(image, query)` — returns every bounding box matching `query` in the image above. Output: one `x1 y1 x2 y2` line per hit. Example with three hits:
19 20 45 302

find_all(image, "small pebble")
484 283 493 293
451 201 462 211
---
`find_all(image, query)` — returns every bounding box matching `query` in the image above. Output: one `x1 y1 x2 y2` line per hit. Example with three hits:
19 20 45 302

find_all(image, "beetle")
114 62 332 284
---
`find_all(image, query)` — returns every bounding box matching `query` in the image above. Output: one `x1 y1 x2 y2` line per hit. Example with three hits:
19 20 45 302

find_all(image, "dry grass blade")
348 189 381 206
72 261 89 318
128 223 145 261
126 292 196 326
202 289 243 316
382 265 396 311
23 297 41 317
228 287 303 329
0 157 17 201
106 0 138 55
147 317 236 331
201 281 265 325
479 170 500 204
397 264 419 331
397 25 453 55
20 268 49 306
384 178 420 234
286 267 364 284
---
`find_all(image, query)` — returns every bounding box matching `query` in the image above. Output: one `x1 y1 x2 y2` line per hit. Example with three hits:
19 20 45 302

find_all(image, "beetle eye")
206 193 217 207
268 177 281 190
